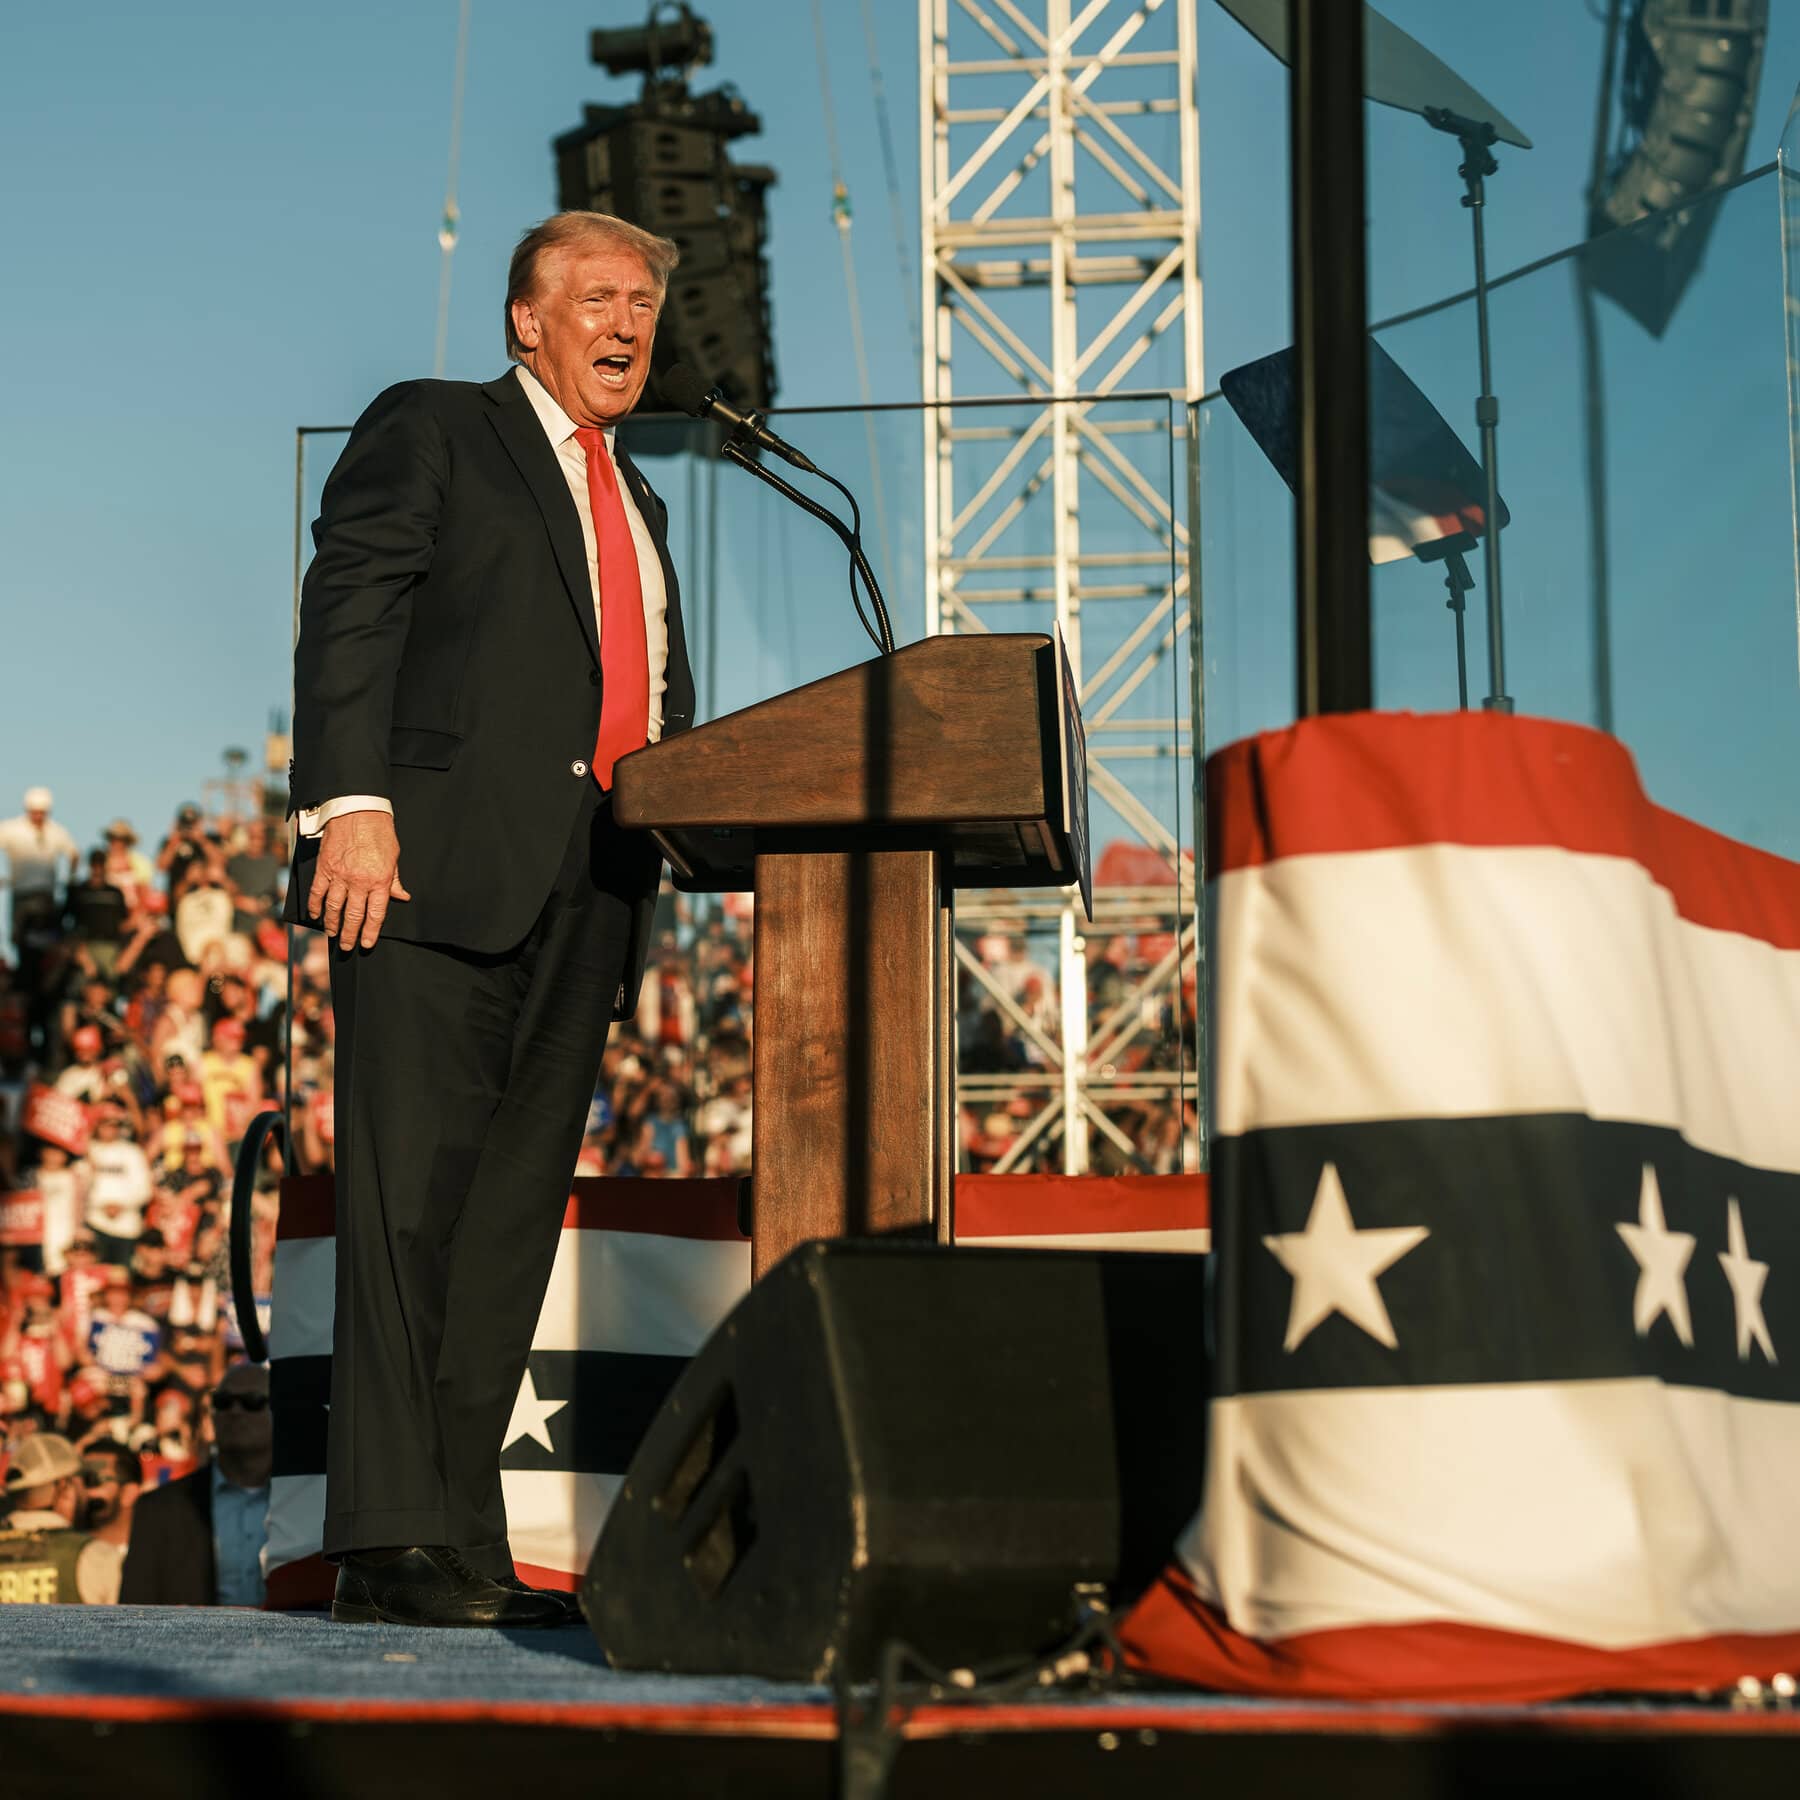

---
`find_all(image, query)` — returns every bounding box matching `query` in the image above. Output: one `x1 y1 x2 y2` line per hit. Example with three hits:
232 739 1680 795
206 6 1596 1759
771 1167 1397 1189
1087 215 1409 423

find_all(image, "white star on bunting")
1616 1164 1696 1347
1718 1196 1776 1365
501 1366 567 1454
1263 1161 1429 1352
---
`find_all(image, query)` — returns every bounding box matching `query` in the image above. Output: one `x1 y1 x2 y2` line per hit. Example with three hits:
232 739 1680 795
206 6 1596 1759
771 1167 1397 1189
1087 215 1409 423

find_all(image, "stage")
4 1608 1799 1797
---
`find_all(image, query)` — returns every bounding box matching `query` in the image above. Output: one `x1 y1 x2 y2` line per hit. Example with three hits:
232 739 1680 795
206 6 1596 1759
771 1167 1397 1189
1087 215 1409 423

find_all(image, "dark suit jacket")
119 1467 215 1605
286 370 695 1014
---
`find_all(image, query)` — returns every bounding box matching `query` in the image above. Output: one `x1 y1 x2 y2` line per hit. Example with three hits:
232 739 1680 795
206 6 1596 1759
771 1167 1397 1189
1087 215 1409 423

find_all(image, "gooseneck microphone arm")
718 440 895 655
658 362 895 656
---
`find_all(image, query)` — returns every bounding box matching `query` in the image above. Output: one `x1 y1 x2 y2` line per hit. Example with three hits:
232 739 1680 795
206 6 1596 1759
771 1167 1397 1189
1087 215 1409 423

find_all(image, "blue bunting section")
264 1171 1211 1606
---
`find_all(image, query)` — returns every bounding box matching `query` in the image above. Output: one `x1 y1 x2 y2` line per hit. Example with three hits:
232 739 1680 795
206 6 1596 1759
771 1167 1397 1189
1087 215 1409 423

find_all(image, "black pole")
1577 0 1623 734
1291 0 1373 717
1464 152 1511 710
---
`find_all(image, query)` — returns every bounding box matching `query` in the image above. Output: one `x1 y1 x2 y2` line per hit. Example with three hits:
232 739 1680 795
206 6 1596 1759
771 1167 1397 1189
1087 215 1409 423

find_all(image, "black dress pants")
323 783 645 1574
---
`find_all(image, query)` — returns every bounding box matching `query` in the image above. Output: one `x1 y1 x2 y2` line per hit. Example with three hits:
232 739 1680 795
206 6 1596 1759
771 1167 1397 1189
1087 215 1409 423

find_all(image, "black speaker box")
582 1240 1207 1682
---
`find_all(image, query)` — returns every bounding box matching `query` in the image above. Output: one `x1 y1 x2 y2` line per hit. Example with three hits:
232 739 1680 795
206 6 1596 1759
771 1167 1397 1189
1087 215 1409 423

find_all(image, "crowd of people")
0 786 284 1584
0 778 1194 1599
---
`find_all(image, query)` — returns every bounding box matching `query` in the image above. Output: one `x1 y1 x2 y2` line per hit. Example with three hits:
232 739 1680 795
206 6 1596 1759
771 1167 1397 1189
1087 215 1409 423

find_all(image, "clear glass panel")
290 395 1197 1181
1194 166 1800 860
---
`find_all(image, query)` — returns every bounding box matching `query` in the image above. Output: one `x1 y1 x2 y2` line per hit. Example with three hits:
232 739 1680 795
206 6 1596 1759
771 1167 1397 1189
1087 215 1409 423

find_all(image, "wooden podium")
613 632 1089 1277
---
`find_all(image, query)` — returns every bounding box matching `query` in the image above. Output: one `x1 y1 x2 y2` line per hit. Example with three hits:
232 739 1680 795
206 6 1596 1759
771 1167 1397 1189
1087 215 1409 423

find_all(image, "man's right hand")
308 812 412 950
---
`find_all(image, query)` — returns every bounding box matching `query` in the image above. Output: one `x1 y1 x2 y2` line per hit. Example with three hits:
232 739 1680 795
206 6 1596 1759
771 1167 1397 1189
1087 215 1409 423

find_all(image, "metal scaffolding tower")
920 0 1202 1174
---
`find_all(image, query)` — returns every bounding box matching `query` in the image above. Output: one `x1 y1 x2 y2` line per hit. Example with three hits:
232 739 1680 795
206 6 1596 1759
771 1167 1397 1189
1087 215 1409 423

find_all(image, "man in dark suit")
286 212 694 1628
120 1362 272 1606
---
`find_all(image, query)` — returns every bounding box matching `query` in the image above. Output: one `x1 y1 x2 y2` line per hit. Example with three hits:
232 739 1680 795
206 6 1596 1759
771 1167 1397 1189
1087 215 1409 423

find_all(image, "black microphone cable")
659 363 895 656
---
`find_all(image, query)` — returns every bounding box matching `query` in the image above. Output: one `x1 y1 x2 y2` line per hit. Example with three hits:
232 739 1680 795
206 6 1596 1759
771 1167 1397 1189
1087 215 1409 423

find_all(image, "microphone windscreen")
657 363 711 418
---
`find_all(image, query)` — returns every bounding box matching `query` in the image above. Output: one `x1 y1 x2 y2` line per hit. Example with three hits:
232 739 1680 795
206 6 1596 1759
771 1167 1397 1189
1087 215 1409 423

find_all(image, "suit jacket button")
571 760 588 778
589 669 602 687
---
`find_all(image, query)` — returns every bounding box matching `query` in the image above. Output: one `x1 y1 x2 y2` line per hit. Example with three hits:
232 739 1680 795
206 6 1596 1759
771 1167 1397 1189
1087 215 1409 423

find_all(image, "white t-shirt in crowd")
85 1140 154 1240
36 1163 86 1275
176 884 235 966
0 814 78 897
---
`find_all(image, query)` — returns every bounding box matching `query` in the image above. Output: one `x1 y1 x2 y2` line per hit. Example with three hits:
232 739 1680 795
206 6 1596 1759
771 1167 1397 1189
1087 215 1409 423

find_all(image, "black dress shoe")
499 1573 582 1622
332 1546 566 1628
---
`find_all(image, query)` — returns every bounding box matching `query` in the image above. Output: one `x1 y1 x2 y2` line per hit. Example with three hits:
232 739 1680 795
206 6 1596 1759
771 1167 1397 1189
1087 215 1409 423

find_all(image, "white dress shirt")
299 364 670 836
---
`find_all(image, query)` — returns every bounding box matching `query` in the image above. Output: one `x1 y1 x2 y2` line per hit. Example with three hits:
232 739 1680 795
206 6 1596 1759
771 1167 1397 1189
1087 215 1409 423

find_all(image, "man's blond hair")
504 212 681 359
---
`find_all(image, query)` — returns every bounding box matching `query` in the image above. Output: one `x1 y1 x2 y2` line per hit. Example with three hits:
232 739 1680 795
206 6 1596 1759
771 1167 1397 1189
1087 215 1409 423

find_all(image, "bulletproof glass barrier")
289 393 1196 1184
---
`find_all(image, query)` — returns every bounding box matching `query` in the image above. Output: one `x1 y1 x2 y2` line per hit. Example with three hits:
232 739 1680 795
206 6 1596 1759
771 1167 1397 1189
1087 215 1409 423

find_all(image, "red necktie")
574 427 650 789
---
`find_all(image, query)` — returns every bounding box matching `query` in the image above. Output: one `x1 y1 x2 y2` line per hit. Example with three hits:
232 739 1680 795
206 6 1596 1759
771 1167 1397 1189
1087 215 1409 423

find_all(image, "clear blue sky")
4 2 1798 857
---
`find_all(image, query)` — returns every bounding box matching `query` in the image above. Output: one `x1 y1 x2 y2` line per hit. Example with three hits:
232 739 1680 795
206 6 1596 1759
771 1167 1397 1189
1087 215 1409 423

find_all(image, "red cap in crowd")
212 1018 246 1050
72 1024 103 1058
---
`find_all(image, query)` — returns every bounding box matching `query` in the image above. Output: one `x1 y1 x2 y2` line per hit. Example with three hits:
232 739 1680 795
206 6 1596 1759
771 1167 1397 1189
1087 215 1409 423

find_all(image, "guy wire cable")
433 0 472 379
812 0 898 612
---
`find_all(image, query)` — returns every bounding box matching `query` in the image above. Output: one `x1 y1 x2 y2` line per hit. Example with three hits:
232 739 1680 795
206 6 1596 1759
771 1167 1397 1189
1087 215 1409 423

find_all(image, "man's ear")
511 297 541 352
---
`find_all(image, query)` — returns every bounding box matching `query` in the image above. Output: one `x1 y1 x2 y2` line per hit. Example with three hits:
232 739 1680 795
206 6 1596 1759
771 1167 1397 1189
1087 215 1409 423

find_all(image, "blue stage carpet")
1 1604 1786 1737
11 1606 1800 1800
0 1605 829 1717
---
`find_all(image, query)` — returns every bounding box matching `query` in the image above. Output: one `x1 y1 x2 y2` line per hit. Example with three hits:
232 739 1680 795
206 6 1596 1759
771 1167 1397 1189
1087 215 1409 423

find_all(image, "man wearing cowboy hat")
102 819 154 903
0 1432 123 1604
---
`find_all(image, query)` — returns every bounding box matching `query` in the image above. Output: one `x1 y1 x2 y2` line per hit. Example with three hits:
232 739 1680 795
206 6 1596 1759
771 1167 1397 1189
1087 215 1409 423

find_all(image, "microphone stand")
1424 105 1512 712
718 438 896 656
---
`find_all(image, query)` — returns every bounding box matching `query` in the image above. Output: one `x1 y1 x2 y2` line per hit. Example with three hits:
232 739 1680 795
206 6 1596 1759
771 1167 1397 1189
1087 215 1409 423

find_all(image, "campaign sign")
23 1085 90 1157
0 1190 44 1247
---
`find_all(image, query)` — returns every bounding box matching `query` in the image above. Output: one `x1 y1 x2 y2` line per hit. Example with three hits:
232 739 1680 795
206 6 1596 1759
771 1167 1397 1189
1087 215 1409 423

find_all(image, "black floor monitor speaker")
582 1240 1207 1682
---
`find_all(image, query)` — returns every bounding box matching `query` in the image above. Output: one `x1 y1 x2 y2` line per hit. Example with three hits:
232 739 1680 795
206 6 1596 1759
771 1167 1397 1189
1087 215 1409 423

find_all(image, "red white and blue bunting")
1121 710 1800 1700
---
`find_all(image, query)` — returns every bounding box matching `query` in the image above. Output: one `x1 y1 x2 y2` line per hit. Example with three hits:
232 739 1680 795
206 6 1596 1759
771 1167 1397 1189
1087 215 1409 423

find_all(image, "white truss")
920 0 1202 1174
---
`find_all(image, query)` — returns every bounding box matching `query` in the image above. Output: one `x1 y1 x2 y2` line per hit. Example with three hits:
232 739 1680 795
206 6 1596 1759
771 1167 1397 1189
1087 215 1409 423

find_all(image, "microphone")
657 363 819 475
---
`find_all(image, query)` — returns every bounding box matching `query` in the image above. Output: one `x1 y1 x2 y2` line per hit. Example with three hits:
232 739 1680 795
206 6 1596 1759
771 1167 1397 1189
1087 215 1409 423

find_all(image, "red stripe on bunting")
515 1559 580 1594
560 1177 745 1240
1120 1564 1800 1704
264 1552 335 1611
1206 712 1800 949
956 1173 1208 1238
274 1174 336 1241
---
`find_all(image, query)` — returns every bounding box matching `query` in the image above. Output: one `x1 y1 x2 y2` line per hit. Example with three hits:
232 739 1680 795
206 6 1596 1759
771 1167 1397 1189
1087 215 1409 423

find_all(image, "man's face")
511 241 660 428
209 1363 272 1461
83 1463 133 1528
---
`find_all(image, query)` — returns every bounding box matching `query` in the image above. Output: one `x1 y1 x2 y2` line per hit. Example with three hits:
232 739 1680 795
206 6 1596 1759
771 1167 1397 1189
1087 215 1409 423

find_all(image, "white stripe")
1186 1381 1800 1649
532 1230 749 1356
262 1469 623 1582
264 1472 325 1573
1214 845 1800 1174
958 1229 1211 1252
503 1469 623 1580
267 1229 752 1363
268 1239 335 1359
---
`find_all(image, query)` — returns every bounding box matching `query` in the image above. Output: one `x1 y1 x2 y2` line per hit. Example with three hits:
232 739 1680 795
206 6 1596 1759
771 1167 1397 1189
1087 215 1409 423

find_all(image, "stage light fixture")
588 2 713 81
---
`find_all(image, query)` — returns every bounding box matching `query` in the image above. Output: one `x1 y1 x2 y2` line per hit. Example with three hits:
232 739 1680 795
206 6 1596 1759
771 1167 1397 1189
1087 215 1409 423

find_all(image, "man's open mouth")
594 354 633 384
